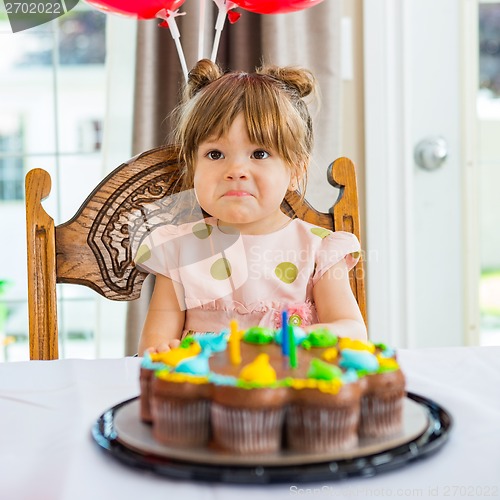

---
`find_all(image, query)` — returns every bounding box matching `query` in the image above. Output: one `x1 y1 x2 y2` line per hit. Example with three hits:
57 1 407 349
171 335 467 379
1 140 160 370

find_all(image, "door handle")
414 136 448 170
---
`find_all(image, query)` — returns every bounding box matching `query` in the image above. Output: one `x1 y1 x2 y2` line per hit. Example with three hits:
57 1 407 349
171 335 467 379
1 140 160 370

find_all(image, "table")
1 347 499 500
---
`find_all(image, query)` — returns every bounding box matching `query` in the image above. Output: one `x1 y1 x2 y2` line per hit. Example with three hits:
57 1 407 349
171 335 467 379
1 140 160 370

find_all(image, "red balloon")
231 0 324 15
84 0 185 19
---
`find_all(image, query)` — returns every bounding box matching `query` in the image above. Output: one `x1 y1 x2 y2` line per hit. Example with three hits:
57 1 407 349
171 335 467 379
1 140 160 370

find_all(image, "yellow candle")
229 319 241 365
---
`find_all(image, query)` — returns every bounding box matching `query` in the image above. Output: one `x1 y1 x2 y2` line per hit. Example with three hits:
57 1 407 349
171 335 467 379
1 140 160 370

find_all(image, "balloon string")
174 36 189 82
157 9 189 82
198 0 206 60
210 3 227 62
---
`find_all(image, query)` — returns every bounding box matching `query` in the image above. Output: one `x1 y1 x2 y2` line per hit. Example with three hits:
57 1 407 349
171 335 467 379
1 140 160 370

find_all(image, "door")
363 0 478 347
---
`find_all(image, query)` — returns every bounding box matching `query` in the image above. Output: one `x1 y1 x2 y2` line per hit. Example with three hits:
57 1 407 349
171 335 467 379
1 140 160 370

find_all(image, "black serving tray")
91 392 452 484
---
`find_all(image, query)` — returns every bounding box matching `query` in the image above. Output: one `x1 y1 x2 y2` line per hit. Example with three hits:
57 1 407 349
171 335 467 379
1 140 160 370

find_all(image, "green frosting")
180 336 196 348
301 328 338 349
376 365 399 374
243 326 275 345
307 358 342 381
235 378 288 389
374 342 388 351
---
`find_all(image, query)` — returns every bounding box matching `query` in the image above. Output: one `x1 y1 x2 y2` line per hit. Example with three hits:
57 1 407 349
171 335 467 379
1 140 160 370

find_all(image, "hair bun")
185 59 224 99
257 66 316 98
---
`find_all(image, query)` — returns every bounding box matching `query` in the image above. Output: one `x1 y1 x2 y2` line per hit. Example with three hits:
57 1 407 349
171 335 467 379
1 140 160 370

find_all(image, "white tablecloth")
1 347 499 500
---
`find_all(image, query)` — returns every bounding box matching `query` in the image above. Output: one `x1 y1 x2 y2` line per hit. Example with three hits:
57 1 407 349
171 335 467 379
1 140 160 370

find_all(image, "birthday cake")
139 325 405 454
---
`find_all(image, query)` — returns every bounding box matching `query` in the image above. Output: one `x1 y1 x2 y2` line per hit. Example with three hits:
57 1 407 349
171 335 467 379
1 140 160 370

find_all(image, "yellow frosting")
322 347 338 362
155 370 209 384
289 378 343 394
152 342 202 366
376 355 399 370
239 353 277 384
338 338 375 353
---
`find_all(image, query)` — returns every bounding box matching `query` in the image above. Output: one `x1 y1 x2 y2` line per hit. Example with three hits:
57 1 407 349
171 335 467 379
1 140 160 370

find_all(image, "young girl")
136 59 367 354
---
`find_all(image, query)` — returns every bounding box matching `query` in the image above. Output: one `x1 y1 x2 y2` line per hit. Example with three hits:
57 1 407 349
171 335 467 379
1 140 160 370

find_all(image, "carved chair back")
25 145 366 360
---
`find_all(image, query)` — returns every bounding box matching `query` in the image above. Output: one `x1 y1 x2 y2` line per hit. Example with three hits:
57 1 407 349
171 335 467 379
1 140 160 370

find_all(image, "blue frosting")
174 348 212 376
274 325 307 345
140 351 168 371
191 332 228 353
208 373 238 386
339 349 379 373
380 347 396 358
341 368 359 384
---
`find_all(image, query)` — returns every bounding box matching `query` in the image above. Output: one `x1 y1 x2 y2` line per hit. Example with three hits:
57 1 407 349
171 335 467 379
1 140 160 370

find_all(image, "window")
0 115 23 201
9 10 106 67
478 2 500 346
479 2 500 97
0 4 135 361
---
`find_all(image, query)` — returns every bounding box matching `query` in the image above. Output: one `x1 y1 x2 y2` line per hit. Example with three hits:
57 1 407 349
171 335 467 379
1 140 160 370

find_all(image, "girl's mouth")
224 190 252 197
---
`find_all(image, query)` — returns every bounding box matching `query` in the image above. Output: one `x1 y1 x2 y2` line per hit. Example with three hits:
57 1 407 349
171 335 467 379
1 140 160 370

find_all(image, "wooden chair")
25 145 366 360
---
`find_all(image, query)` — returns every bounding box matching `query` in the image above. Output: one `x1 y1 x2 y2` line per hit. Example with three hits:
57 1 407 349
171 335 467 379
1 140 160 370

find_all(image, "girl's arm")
138 274 186 355
310 259 368 340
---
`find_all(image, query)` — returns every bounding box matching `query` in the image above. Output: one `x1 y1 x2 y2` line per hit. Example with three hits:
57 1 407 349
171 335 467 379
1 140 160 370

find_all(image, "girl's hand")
145 339 181 355
138 274 186 355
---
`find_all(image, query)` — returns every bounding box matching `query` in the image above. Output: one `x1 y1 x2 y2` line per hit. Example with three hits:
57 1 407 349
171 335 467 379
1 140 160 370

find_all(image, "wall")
341 0 365 241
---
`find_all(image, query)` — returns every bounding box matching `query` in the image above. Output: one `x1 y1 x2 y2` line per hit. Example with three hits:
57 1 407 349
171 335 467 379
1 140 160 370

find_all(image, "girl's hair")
173 59 317 197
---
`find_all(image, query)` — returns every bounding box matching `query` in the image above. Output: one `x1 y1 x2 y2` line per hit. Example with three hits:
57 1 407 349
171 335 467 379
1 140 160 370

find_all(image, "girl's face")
193 114 296 235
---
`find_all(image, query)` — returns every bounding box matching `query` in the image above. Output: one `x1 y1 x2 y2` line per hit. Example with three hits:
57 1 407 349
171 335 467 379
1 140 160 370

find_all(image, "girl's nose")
223 159 249 180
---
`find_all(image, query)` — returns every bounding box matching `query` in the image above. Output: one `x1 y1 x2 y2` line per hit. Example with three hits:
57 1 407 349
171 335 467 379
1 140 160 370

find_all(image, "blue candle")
281 310 289 356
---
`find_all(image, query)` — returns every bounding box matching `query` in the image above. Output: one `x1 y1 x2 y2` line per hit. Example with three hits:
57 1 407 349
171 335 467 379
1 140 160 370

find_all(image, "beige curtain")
125 0 343 355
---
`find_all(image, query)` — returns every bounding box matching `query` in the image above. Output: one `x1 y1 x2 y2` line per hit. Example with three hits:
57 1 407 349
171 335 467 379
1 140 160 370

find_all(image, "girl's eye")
252 150 270 160
207 150 224 160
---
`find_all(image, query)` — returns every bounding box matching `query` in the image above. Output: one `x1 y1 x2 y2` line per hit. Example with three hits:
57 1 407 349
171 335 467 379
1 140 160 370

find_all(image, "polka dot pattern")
192 223 213 239
311 227 333 239
134 218 361 330
135 244 151 265
210 258 232 280
275 262 298 284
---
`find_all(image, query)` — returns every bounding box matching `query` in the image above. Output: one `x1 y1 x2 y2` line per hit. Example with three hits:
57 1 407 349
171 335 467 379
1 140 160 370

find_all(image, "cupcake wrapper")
359 395 404 438
211 403 285 454
139 376 153 423
286 405 359 453
152 398 211 447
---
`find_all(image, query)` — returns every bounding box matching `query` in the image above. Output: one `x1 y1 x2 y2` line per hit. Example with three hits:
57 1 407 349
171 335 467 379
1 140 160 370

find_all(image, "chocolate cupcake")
358 367 406 438
150 345 213 447
286 359 362 452
339 346 406 439
210 353 289 454
139 352 168 423
151 372 212 447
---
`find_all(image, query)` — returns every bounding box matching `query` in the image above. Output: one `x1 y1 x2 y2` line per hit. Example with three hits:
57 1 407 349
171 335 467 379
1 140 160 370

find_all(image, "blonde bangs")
248 80 309 170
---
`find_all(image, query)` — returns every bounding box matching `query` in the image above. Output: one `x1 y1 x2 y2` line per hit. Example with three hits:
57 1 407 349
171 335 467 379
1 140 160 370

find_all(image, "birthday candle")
229 319 241 365
281 310 289 356
289 325 298 369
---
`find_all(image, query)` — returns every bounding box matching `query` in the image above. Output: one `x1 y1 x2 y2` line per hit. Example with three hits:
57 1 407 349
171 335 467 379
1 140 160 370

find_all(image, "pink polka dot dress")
135 217 360 335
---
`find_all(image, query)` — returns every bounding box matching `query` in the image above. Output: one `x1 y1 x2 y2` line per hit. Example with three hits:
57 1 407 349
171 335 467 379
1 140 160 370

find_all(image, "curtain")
125 0 343 355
